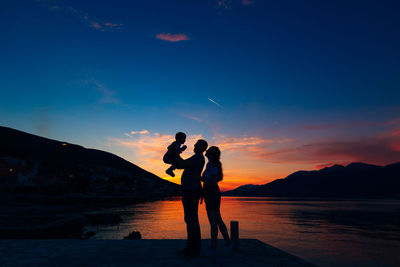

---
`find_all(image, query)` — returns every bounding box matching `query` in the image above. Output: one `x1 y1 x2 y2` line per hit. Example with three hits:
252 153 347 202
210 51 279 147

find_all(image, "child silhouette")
163 132 187 177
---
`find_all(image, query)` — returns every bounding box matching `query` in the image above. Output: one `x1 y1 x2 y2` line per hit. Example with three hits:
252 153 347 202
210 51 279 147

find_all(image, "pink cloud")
383 117 400 126
263 117 400 139
387 127 400 137
390 142 400 152
90 21 102 29
105 118 400 187
282 121 380 132
156 33 189 42
216 0 233 10
242 0 255 5
392 129 400 136
88 21 123 31
37 0 123 32
209 119 400 167
250 134 400 166
104 22 123 30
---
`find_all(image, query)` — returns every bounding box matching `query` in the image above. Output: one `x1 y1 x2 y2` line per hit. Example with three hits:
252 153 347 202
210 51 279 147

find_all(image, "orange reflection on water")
95 197 290 240
90 197 400 267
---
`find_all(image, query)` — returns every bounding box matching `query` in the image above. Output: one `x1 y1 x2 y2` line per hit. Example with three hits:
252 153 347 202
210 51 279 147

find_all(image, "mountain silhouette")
223 162 400 198
0 126 180 197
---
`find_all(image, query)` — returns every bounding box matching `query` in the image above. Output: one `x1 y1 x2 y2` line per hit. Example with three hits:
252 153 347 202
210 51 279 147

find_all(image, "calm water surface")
89 197 400 267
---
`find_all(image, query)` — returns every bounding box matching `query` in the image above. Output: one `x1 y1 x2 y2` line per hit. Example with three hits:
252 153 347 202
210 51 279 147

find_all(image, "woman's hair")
207 146 223 181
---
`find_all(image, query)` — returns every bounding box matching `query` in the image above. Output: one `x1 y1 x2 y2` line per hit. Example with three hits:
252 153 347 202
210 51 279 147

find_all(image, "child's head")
175 132 186 144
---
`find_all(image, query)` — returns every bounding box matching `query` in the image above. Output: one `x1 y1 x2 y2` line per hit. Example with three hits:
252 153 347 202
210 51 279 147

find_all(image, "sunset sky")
1 0 400 190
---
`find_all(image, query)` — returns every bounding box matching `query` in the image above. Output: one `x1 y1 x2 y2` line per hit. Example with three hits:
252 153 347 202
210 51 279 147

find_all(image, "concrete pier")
0 239 316 266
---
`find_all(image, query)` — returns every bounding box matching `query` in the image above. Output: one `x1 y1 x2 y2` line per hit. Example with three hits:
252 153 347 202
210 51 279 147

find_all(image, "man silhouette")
176 139 208 257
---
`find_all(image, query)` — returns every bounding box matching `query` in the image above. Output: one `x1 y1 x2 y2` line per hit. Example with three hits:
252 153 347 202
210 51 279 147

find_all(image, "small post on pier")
231 220 239 249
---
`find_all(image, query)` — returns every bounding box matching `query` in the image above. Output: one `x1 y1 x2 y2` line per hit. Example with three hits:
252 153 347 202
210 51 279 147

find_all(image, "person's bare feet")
166 168 175 177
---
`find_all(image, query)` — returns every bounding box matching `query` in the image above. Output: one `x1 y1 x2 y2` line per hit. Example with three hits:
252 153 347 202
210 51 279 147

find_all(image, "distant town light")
62 143 68 146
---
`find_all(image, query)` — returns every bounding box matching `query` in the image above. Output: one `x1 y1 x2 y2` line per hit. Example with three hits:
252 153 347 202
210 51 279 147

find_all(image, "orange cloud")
214 135 291 151
106 120 400 192
108 131 203 182
156 33 189 42
108 130 285 189
209 131 293 164
213 122 400 189
130 130 149 135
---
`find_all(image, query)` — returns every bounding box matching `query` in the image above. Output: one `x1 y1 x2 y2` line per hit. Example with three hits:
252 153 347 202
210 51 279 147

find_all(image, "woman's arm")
201 165 219 184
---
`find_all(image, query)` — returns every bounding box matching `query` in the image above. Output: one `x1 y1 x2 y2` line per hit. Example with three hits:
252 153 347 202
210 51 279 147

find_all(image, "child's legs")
163 150 173 164
169 153 183 170
168 163 177 171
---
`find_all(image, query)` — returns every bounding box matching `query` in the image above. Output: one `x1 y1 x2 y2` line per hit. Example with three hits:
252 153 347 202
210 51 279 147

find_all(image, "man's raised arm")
175 155 195 169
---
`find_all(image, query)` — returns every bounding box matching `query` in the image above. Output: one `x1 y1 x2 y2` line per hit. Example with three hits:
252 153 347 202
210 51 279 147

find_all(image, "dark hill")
0 126 180 197
223 162 400 198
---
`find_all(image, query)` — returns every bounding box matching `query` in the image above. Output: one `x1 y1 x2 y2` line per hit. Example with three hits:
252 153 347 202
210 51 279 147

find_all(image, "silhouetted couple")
163 133 233 257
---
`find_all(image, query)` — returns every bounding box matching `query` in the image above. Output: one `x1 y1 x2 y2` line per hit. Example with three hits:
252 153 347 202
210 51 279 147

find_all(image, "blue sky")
1 0 400 189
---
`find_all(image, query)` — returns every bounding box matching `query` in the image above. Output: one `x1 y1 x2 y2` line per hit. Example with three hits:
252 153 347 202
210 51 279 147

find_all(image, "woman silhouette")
201 146 233 256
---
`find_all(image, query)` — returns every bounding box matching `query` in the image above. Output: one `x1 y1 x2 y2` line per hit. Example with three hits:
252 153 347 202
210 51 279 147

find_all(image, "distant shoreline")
220 195 400 201
0 193 179 209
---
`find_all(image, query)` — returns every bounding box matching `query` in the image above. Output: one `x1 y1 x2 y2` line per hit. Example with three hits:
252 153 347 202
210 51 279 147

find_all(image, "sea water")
89 197 400 267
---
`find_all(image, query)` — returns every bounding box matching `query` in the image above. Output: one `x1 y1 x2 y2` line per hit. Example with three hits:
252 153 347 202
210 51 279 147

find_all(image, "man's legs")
182 190 201 255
